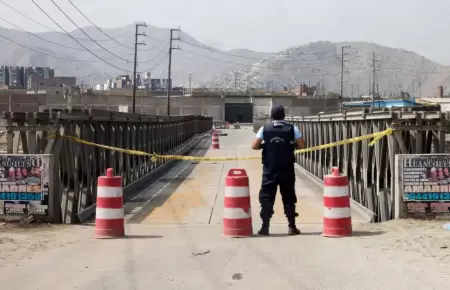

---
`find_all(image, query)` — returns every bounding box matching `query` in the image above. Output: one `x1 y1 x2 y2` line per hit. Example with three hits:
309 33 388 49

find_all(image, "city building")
134 73 142 87
34 67 55 79
115 75 132 89
28 75 77 91
294 84 317 97
0 66 9 88
150 78 171 91
108 74 172 92
0 66 57 89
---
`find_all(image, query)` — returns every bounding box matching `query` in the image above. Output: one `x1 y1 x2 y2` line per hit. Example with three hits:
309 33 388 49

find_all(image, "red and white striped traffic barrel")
323 167 352 237
211 131 220 149
223 169 253 237
95 168 125 239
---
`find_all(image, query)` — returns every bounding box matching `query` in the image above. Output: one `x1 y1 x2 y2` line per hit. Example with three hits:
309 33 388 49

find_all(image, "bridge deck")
2 127 450 289
123 126 365 227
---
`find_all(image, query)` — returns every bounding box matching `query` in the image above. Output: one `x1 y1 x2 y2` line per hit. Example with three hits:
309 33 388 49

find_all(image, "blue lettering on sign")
0 192 43 201
404 192 450 201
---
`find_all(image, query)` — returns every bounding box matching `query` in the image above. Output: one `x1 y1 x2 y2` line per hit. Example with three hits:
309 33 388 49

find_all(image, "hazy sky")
2 0 450 64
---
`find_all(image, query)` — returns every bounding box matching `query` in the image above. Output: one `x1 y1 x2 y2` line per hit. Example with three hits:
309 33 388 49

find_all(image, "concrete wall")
0 91 339 120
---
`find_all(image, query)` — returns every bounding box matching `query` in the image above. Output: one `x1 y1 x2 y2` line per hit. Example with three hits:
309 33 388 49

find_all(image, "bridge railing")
1 110 212 223
255 108 449 221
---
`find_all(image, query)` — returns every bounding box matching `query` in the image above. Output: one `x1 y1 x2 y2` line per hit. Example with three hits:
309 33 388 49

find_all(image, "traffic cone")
211 131 220 149
95 168 125 239
323 167 352 237
223 169 253 237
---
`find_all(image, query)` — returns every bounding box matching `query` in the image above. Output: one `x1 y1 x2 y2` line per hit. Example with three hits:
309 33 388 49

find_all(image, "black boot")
258 221 270 236
287 216 301 235
288 226 301 235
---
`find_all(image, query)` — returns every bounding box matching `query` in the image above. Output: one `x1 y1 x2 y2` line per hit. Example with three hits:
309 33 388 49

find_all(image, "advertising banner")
0 155 50 216
400 155 450 217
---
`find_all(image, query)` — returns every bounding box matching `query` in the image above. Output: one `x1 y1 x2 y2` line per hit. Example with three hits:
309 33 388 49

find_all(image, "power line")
49 0 133 63
180 49 264 68
194 38 246 50
180 38 338 63
53 0 168 63
122 42 170 65
0 16 121 52
0 28 169 72
145 33 169 44
31 0 132 72
180 48 340 73
140 43 170 66
0 11 170 64
67 0 140 51
0 32 99 62
180 39 274 62
0 0 129 42
147 54 168 71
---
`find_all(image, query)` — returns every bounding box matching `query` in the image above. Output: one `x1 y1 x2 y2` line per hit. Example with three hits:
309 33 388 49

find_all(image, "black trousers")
259 165 297 223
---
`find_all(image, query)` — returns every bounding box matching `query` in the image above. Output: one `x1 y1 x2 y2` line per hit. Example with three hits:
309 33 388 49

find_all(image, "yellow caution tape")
294 127 394 154
48 128 394 162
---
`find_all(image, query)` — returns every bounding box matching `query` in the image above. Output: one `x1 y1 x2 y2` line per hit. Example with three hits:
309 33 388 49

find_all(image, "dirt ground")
361 219 450 265
1 220 450 289
1 219 450 268
0 222 88 267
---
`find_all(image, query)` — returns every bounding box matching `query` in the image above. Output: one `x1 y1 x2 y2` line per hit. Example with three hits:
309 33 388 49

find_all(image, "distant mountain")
0 22 269 87
210 41 446 97
0 22 447 97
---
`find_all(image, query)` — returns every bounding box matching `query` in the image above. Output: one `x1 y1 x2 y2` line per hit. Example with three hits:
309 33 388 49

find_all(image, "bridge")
1 108 450 289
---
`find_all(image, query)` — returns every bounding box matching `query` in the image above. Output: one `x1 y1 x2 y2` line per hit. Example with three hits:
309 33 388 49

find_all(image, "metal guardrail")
254 108 449 222
1 110 212 223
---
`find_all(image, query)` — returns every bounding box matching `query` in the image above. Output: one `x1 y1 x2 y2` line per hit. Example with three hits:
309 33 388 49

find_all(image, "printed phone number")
0 193 43 201
403 193 450 201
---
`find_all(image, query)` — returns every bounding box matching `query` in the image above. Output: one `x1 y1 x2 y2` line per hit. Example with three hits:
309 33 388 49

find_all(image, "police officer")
251 105 305 236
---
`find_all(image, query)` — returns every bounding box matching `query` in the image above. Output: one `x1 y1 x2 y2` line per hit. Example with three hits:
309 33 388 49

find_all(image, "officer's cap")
271 105 285 120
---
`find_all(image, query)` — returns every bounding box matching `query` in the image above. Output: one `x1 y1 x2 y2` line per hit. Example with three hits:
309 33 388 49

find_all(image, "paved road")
1 127 450 289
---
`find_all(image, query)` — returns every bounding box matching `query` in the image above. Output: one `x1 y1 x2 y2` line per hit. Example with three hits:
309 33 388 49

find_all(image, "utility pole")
188 73 192 95
166 28 181 116
372 52 376 108
419 80 422 98
351 84 354 100
377 84 381 107
132 23 147 114
340 45 350 110
232 72 239 91
417 72 422 99
371 52 382 107
419 57 424 99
